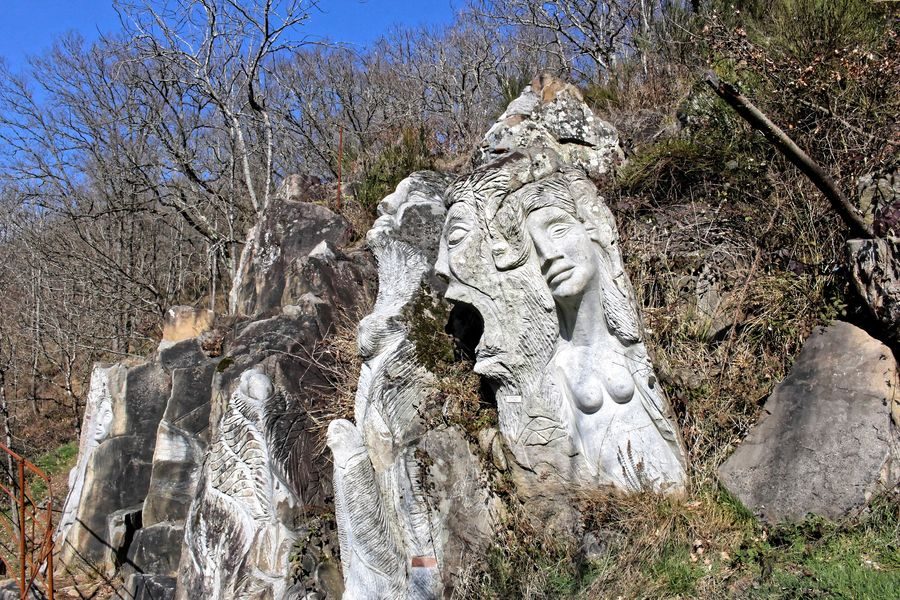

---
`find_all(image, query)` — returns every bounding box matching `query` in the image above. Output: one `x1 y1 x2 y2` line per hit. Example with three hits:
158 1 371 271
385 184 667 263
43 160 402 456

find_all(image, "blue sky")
0 0 458 71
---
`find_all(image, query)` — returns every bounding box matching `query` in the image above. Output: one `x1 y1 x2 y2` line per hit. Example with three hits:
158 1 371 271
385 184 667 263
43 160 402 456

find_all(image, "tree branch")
704 71 874 239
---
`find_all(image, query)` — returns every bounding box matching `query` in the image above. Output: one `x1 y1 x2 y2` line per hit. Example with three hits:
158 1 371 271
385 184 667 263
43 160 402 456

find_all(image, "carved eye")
447 225 470 247
548 223 572 238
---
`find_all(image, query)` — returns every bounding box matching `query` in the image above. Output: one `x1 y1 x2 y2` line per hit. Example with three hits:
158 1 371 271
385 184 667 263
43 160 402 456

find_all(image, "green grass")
636 491 900 599
28 441 78 502
652 545 706 596
463 486 900 598
741 499 900 599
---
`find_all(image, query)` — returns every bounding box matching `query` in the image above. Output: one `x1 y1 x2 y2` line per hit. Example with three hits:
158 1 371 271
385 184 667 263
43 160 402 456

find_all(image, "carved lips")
544 260 576 289
473 343 511 377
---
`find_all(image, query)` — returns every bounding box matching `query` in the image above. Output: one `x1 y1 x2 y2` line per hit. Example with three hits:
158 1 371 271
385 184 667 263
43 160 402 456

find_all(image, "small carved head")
484 155 607 303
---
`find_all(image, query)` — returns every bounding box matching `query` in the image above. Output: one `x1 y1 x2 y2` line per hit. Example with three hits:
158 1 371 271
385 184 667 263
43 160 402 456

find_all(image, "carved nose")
533 234 561 270
434 244 450 283
540 250 564 276
443 281 470 304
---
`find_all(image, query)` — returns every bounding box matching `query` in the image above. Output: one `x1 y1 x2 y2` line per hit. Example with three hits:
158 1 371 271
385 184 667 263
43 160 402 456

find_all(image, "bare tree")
471 0 645 80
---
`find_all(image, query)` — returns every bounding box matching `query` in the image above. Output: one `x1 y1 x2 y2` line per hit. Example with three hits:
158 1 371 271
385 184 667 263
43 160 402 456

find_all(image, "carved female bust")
519 184 638 414
480 154 687 490
437 149 686 491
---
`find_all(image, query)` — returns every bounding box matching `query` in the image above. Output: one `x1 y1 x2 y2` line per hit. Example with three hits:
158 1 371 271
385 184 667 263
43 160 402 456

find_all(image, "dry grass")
450 499 583 600
612 142 849 475
303 307 368 450
575 486 755 599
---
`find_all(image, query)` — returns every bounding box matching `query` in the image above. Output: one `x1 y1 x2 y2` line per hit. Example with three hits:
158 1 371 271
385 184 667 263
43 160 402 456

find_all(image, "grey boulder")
719 321 899 522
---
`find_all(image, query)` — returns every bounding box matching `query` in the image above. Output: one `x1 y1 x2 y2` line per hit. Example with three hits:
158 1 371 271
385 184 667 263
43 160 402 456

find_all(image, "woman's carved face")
525 206 598 302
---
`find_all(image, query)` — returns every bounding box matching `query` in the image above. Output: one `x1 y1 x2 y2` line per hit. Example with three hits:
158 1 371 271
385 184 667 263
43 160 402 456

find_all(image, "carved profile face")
436 199 517 379
524 205 599 302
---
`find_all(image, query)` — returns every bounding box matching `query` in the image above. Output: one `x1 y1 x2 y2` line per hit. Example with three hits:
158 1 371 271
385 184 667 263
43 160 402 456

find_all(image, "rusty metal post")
17 461 25 600
45 498 53 600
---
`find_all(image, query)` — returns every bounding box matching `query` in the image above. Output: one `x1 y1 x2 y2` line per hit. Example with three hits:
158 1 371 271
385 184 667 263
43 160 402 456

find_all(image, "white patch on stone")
308 240 335 260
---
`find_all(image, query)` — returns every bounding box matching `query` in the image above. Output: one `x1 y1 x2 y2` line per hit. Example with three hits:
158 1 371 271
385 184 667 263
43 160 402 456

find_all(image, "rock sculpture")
327 172 498 599
58 197 376 597
438 147 687 492
56 364 116 549
177 368 301 599
57 356 171 570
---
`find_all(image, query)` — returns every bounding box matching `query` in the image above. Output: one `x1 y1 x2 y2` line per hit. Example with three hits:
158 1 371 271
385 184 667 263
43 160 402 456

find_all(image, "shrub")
352 127 436 215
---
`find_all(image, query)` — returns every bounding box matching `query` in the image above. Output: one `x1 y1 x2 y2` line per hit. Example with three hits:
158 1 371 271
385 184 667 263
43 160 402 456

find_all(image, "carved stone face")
436 200 518 379
524 206 598 303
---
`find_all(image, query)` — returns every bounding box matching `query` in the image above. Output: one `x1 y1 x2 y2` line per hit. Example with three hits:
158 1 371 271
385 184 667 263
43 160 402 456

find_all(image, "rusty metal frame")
0 442 54 600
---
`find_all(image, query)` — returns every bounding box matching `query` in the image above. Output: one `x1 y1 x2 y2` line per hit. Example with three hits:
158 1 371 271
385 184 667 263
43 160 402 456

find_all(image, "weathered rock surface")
57 354 171 571
719 321 900 522
477 74 624 180
848 236 900 341
173 197 374 597
229 187 370 317
56 363 117 557
59 195 377 598
0 579 44 600
142 351 217 528
858 159 900 236
56 339 220 578
119 574 176 600
328 171 500 598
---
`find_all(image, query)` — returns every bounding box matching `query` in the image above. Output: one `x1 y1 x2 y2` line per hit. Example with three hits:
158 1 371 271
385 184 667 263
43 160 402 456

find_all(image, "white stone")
437 146 687 493
56 364 117 546
327 172 453 599
176 368 300 600
308 240 335 260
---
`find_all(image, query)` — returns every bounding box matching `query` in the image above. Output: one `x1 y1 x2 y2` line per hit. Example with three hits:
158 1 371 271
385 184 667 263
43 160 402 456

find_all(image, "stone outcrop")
57 351 173 571
229 186 371 318
56 339 218 593
327 171 499 598
124 340 217 589
719 321 900 522
58 197 377 599
848 237 900 341
477 74 624 180
56 364 116 560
